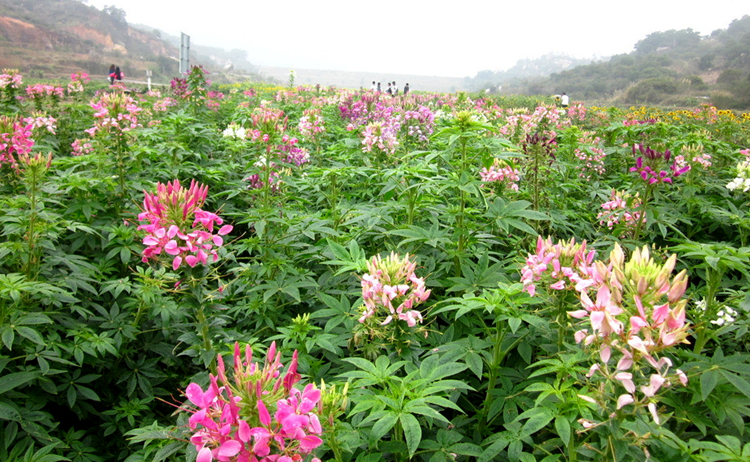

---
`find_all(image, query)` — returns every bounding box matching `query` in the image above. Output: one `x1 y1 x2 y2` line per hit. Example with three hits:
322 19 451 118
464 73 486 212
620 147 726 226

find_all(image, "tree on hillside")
634 29 701 54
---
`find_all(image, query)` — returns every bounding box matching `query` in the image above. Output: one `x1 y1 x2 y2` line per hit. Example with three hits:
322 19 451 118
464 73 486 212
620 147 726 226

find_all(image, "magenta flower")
182 342 323 462
630 144 690 185
137 179 233 271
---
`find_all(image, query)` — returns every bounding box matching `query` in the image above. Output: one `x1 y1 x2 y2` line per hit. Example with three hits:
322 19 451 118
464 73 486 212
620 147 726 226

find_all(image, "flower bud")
667 270 688 303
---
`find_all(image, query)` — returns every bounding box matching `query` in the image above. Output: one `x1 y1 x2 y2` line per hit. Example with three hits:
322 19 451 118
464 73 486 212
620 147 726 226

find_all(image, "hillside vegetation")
491 16 750 109
0 0 264 84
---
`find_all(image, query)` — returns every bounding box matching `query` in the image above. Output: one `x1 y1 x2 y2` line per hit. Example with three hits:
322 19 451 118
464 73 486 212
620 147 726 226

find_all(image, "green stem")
632 185 652 243
190 279 216 373
455 137 468 277
556 295 568 351
115 133 127 214
694 267 722 353
25 167 39 280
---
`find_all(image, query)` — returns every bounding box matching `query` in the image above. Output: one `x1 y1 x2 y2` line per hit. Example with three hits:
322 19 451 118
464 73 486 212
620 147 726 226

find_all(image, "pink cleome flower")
137 179 233 271
183 342 323 462
358 252 431 327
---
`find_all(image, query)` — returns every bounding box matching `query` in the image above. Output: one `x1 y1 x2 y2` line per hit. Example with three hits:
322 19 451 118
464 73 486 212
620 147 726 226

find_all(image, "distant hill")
490 16 750 109
0 0 263 84
466 53 604 91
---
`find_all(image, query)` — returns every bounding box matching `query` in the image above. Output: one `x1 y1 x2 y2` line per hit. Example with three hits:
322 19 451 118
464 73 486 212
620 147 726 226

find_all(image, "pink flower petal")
217 439 242 458
617 394 634 409
197 447 213 462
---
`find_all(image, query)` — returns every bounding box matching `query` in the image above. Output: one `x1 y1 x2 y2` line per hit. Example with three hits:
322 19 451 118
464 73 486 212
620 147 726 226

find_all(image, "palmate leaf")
323 238 368 275
388 221 451 249
485 198 550 236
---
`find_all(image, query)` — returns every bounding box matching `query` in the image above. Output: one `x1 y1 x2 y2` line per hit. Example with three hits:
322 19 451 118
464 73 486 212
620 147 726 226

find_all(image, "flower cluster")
0 69 23 91
85 92 142 137
25 83 64 100
569 244 690 424
567 102 587 122
629 144 690 185
244 168 283 192
726 158 750 193
183 342 323 462
692 104 719 124
67 72 90 94
0 115 35 170
358 252 431 327
622 118 657 127
597 190 643 232
401 106 435 144
695 299 738 326
23 114 57 134
520 236 596 297
222 123 247 140
247 105 287 142
297 108 326 141
137 179 233 271
153 96 178 112
479 158 520 192
499 104 566 144
574 131 607 179
280 140 310 167
71 139 94 156
170 66 223 111
361 119 400 155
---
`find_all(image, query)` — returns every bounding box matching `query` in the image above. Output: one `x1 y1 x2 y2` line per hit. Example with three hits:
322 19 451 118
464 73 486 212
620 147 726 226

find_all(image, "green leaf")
370 412 398 442
1 327 14 350
518 407 555 436
478 434 510 462
701 369 719 401
400 413 422 457
67 385 77 408
16 314 52 325
719 370 750 399
0 371 38 395
0 402 20 421
508 440 523 461
705 256 720 270
555 416 571 446
255 219 266 239
465 352 483 379
154 441 184 462
16 327 45 345
75 385 101 401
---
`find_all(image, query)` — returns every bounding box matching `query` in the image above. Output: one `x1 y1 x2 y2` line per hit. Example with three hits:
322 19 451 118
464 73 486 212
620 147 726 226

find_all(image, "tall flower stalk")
137 179 233 368
569 244 690 430
520 236 596 349
628 144 690 241
17 152 53 280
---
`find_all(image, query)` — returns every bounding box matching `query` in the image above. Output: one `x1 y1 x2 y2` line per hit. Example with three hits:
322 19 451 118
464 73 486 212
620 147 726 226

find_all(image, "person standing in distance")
561 92 569 108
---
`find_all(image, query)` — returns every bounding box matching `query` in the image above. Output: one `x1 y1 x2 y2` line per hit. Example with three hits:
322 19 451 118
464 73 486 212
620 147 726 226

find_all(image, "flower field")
2 66 750 461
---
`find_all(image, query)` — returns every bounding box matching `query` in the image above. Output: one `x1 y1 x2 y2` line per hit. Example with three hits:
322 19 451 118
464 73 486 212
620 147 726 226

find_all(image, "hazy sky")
85 0 748 77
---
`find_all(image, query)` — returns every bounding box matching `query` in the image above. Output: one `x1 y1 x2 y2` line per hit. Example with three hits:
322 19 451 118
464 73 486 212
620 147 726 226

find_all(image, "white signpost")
180 33 191 75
